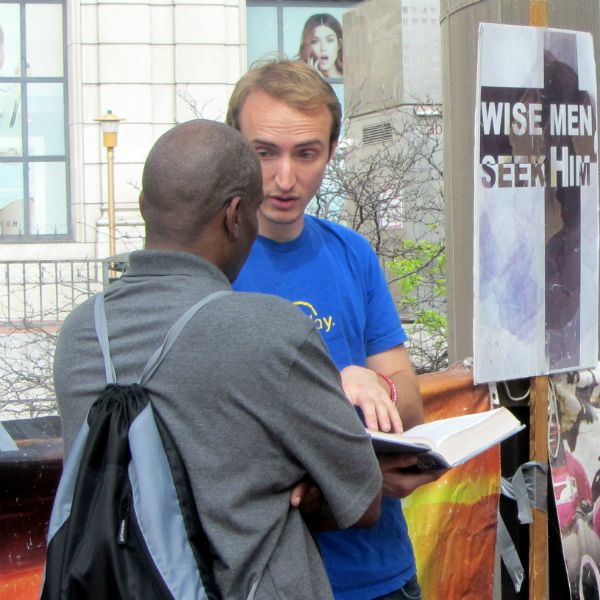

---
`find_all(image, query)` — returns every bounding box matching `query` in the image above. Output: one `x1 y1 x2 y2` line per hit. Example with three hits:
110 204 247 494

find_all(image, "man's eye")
256 149 271 159
299 151 316 160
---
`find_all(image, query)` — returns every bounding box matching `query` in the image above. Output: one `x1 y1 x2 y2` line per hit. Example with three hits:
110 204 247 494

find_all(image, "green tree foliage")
387 238 447 373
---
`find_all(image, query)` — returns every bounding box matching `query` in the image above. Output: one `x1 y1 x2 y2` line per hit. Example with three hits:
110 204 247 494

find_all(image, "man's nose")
275 156 296 192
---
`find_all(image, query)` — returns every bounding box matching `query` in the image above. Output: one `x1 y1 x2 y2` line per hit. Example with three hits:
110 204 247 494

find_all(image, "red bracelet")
377 373 397 405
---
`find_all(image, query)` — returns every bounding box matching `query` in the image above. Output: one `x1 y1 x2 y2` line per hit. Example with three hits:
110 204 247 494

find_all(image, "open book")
367 407 524 470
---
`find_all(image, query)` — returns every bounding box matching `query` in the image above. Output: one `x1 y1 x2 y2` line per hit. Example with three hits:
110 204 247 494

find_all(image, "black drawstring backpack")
41 290 230 600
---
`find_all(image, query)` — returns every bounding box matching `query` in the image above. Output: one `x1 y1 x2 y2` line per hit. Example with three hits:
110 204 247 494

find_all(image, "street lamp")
94 110 124 259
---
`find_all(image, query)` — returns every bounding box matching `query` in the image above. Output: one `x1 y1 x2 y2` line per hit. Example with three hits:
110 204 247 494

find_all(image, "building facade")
1 0 250 262
0 0 444 415
0 0 442 264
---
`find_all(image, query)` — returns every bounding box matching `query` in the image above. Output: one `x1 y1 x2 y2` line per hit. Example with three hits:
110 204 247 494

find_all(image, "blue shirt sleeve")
363 240 408 357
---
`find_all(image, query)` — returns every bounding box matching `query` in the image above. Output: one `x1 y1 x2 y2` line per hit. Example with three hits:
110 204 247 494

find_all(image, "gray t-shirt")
54 250 382 600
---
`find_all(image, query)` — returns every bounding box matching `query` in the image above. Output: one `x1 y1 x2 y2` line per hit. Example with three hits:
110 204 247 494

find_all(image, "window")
0 1 68 241
247 0 357 85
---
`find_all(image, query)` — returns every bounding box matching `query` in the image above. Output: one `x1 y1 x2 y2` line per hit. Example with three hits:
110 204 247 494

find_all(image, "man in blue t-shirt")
227 59 442 600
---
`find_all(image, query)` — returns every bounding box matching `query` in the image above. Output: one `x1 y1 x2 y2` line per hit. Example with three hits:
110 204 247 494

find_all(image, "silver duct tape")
497 513 525 593
501 461 548 524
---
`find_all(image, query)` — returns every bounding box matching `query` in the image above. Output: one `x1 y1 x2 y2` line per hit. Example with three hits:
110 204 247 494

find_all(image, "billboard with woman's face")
294 12 343 79
247 4 349 84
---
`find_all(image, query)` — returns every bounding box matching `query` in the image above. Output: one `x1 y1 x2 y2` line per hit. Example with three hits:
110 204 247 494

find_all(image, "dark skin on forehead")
139 119 263 280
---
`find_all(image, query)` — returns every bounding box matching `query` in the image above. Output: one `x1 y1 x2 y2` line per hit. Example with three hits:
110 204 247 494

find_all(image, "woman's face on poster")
310 24 339 75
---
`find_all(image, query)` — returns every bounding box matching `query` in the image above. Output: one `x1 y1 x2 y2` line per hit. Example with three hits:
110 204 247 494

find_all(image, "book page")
403 410 500 446
368 408 523 466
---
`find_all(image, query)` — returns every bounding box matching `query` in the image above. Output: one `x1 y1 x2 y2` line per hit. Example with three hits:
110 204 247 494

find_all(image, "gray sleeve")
53 301 99 459
277 327 382 529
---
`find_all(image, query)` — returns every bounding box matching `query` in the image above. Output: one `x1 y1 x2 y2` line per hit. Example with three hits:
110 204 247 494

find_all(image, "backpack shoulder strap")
94 292 117 384
94 289 232 386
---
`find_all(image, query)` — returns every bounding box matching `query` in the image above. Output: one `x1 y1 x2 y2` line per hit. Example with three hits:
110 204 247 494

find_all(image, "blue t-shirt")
234 215 416 599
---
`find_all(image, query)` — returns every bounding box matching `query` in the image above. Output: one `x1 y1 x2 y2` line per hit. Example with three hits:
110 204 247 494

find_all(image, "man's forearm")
388 369 424 429
368 344 424 431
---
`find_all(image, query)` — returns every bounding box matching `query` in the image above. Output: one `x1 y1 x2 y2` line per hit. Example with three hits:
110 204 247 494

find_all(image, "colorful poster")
403 362 501 599
550 369 600 599
0 418 62 600
473 24 599 384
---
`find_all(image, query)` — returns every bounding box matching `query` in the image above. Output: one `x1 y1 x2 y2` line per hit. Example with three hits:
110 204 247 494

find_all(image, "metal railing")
0 259 107 324
0 258 117 420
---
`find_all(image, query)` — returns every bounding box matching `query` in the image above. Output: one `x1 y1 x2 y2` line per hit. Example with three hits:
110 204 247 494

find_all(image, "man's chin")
259 207 303 226
257 209 305 236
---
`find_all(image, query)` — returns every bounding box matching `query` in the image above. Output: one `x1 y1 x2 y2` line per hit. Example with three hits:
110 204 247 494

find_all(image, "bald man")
53 120 382 599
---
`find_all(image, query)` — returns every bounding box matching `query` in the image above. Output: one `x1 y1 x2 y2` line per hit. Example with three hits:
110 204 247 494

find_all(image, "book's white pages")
367 407 524 469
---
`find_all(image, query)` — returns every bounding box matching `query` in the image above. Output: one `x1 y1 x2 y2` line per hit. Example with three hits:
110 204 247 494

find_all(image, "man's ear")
138 193 146 221
328 140 339 162
223 196 242 240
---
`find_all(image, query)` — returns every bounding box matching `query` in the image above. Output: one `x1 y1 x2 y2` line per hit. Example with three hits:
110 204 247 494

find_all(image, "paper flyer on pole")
473 23 599 384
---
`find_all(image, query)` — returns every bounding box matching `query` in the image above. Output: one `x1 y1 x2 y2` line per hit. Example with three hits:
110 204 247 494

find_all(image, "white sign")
474 23 599 383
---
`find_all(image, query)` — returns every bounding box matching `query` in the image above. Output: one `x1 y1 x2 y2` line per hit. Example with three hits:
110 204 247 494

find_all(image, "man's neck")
257 214 305 243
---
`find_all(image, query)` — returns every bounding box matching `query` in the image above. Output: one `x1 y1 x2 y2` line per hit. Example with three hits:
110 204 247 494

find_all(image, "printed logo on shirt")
293 301 336 333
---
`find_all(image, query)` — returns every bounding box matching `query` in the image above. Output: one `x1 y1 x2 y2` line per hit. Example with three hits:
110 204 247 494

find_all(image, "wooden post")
529 0 548 27
528 375 548 600
527 5 549 598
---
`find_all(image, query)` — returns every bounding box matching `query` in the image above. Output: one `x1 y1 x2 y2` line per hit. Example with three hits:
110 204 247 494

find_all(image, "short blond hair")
226 58 341 152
